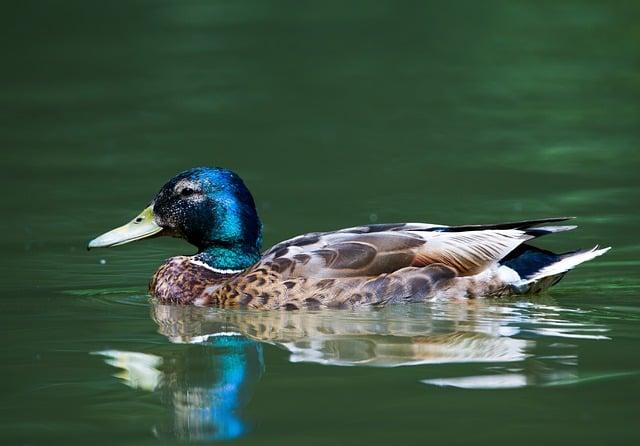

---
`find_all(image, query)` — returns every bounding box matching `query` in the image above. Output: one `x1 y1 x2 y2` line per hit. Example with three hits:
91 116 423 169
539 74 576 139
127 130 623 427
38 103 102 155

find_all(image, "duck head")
88 167 262 269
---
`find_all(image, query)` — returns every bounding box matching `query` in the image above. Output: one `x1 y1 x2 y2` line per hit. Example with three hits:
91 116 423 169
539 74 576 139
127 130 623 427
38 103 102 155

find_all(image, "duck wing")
260 217 575 279
260 227 535 279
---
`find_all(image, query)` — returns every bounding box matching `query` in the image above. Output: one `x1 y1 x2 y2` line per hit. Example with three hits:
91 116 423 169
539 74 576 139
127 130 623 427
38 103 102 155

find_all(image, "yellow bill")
88 205 163 249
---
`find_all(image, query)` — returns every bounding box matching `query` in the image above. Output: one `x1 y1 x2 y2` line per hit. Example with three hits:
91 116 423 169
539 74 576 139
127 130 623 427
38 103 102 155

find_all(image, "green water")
2 1 639 444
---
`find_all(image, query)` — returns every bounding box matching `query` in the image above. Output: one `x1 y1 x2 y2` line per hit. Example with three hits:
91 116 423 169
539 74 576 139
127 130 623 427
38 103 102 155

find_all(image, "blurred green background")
1 1 639 445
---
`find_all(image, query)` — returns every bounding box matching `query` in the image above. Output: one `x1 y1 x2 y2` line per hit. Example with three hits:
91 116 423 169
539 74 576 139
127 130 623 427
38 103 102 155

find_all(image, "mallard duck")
88 167 609 308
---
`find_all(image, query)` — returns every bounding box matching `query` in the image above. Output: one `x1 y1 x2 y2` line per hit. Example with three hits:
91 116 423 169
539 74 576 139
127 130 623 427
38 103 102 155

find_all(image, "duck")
88 167 609 309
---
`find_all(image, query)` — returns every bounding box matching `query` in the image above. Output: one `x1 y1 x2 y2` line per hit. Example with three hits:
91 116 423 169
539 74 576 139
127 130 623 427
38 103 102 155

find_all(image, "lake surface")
1 1 639 445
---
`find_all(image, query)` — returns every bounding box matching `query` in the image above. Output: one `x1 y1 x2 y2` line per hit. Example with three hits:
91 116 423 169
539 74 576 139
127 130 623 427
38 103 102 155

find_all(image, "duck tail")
524 246 610 283
502 245 610 294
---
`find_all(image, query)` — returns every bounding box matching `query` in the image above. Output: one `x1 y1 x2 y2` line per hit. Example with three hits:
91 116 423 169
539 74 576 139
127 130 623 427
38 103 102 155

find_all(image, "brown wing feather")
410 230 534 275
259 228 532 279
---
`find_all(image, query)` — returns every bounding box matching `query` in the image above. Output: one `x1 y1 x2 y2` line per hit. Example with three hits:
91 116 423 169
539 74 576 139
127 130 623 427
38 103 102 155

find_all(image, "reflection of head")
159 336 264 441
94 333 264 442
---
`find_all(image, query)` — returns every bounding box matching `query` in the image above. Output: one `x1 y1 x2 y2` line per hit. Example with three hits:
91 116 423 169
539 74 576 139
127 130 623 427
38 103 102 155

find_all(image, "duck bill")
88 205 163 249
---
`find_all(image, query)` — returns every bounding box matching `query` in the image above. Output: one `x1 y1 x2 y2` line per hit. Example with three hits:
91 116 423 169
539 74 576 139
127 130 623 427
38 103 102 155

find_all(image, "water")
1 1 639 444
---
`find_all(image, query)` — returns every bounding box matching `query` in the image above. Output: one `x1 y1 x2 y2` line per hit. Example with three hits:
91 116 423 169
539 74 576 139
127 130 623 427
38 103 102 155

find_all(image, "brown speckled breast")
149 256 239 305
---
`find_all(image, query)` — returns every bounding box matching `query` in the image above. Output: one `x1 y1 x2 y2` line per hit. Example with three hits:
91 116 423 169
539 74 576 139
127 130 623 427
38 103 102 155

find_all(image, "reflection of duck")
94 334 263 441
88 167 609 308
94 299 610 442
151 301 531 366
149 299 612 388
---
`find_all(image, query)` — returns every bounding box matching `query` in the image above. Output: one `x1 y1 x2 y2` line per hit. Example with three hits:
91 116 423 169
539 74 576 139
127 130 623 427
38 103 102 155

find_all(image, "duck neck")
194 244 261 272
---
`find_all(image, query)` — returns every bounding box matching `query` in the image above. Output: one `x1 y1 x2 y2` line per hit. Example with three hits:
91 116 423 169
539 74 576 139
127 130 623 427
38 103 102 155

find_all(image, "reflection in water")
151 300 610 385
95 298 610 440
151 302 534 366
94 333 263 441
422 374 528 389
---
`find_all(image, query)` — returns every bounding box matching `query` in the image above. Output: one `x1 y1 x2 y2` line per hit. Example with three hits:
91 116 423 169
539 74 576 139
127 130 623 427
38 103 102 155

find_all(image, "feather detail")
256 228 533 280
411 230 534 275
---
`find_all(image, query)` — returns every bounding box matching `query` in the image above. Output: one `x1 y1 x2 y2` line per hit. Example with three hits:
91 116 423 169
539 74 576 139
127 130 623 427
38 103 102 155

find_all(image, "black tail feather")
440 217 575 233
500 244 562 280
500 244 586 280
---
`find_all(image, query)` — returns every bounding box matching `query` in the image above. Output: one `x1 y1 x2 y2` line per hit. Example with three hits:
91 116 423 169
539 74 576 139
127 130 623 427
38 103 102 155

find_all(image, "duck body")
148 221 609 309
89 167 609 309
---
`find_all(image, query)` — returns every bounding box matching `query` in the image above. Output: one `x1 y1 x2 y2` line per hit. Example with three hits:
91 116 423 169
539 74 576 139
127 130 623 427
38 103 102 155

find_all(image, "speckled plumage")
89 167 610 309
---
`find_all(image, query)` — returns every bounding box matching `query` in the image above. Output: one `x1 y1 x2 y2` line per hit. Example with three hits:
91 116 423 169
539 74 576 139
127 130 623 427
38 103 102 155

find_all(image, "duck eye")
180 187 195 197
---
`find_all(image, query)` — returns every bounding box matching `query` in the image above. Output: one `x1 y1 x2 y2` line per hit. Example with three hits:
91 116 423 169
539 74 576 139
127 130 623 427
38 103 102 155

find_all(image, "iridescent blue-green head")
88 167 262 270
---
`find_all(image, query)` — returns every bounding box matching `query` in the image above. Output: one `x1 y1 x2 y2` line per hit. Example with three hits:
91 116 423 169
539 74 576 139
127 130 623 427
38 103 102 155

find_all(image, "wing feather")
411 230 533 275
259 228 533 279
